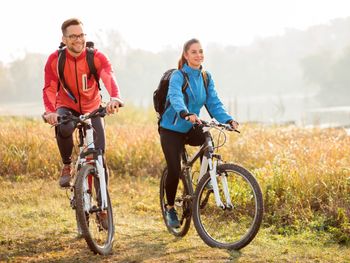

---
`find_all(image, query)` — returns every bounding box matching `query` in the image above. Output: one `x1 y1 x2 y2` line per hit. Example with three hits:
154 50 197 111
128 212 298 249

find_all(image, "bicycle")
56 106 115 255
160 120 264 250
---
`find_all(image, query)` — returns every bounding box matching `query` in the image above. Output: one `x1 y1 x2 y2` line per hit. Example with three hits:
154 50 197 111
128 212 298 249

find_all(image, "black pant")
56 107 105 164
159 126 206 206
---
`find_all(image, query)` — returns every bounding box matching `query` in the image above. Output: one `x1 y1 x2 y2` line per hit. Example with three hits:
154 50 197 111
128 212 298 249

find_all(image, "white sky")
1 0 350 64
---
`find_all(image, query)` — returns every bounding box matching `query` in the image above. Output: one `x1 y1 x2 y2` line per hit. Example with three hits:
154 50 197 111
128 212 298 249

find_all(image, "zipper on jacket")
172 113 178 125
187 81 196 102
74 58 82 113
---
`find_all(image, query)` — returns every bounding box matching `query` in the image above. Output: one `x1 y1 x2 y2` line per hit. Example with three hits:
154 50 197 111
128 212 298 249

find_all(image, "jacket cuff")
110 97 124 106
180 110 189 119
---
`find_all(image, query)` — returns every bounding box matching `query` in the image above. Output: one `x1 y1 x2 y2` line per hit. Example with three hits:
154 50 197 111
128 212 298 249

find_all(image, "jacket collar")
182 63 202 77
65 48 87 61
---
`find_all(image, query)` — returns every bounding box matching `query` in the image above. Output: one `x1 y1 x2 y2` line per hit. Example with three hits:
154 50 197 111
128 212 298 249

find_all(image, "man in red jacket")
42 18 123 187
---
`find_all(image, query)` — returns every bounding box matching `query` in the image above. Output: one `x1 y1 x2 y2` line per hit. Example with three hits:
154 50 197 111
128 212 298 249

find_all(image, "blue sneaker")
166 207 180 228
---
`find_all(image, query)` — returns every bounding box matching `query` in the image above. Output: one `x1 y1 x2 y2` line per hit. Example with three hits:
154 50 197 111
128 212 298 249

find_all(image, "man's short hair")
61 18 83 35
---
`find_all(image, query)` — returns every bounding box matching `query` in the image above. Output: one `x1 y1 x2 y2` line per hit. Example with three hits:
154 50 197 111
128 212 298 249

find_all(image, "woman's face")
184 42 204 69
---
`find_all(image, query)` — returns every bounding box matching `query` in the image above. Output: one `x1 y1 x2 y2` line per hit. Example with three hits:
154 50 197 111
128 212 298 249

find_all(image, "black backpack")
57 41 100 103
153 68 209 121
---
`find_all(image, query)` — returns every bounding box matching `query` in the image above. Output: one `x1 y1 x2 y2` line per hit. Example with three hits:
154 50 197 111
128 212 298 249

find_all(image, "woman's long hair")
178 38 200 69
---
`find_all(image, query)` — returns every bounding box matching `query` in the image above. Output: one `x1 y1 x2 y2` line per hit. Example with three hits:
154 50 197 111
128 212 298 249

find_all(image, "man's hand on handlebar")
42 112 59 125
106 98 124 114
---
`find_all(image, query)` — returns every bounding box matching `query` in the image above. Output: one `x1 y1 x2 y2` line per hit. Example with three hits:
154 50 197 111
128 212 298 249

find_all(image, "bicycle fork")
200 155 233 210
85 121 108 211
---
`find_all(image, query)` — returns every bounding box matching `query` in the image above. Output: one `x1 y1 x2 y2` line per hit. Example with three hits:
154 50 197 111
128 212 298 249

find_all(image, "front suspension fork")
207 158 232 209
96 154 107 210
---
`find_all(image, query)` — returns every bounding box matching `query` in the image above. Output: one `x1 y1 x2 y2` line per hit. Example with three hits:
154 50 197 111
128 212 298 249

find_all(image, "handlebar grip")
41 114 48 123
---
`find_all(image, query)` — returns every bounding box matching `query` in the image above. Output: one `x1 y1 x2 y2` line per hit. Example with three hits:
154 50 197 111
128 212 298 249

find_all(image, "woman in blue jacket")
159 38 239 228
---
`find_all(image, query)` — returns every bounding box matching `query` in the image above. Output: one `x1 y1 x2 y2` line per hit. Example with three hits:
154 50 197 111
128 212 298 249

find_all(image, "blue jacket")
160 63 234 133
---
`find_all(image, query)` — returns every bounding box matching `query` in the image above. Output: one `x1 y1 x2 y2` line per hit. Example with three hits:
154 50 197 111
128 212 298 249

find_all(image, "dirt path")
0 176 349 262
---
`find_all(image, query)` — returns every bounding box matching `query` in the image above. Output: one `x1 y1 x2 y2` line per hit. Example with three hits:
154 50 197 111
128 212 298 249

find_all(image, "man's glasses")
65 33 86 41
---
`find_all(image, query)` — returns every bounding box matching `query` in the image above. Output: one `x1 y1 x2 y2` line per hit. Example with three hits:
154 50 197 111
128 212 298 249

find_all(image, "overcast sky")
1 0 350 63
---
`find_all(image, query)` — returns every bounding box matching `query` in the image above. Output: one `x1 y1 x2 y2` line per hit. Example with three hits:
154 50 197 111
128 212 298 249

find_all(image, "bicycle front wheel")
192 163 263 250
160 168 191 237
75 164 114 255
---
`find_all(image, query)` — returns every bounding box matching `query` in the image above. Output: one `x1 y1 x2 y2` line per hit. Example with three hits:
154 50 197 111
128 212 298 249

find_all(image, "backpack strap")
57 48 77 103
179 69 189 105
86 47 101 90
162 69 189 120
202 70 209 93
201 70 213 118
179 69 210 110
57 43 100 103
166 69 212 119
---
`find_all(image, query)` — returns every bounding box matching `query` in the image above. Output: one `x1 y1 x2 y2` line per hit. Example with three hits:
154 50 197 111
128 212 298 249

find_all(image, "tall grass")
228 125 350 240
1 108 350 242
0 107 162 178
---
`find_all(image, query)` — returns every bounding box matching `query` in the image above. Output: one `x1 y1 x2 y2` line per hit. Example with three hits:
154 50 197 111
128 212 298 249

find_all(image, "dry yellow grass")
1 176 350 262
1 110 350 243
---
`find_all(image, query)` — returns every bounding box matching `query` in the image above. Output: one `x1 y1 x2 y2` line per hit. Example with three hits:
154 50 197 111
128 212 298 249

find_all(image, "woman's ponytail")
177 38 200 69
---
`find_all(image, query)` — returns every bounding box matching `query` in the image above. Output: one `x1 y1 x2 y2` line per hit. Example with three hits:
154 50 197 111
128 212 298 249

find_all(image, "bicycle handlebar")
196 120 240 133
57 106 108 126
42 99 124 125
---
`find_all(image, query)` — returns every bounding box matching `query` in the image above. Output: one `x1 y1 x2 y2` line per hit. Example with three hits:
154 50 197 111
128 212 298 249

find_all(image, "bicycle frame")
183 125 233 209
73 116 108 211
78 119 107 210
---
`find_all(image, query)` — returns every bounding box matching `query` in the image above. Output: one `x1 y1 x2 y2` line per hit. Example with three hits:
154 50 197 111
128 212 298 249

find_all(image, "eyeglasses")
65 33 86 41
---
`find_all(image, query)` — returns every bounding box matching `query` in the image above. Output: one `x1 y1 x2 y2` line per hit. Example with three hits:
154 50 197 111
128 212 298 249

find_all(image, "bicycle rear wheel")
160 168 191 237
75 164 114 255
192 163 263 250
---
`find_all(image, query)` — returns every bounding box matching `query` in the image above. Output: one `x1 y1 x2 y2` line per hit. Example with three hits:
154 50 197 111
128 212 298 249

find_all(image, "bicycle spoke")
75 165 114 255
160 168 191 237
193 164 263 250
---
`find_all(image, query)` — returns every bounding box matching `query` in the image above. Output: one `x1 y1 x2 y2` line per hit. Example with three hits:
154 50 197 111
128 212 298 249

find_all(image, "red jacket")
43 48 121 114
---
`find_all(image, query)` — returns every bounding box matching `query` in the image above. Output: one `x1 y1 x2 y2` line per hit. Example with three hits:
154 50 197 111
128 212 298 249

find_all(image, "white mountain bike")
57 106 114 255
160 120 264 250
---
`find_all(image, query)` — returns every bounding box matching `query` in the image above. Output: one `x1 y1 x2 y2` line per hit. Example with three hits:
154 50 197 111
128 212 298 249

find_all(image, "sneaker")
166 207 180 228
59 164 72 187
97 211 108 230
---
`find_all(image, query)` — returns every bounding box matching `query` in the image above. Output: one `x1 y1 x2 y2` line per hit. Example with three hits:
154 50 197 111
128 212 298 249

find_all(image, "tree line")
1 17 350 108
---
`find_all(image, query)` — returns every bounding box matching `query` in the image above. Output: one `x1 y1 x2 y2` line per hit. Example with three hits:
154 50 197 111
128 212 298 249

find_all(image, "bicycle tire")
75 164 115 255
75 211 83 238
160 168 191 237
192 163 263 250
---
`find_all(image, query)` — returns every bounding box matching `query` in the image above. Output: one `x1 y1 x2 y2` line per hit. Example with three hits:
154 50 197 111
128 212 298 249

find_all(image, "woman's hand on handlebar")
185 114 202 124
42 112 59 125
228 120 239 130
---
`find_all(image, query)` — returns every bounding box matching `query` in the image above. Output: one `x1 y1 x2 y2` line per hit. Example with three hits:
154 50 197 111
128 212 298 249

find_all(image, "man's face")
62 24 85 56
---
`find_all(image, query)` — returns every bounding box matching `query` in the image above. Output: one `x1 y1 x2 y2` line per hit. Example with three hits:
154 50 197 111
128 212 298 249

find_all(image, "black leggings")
56 107 105 165
159 126 205 206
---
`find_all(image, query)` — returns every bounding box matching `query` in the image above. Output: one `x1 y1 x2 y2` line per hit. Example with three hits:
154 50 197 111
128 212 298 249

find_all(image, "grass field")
0 176 350 262
0 109 350 261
